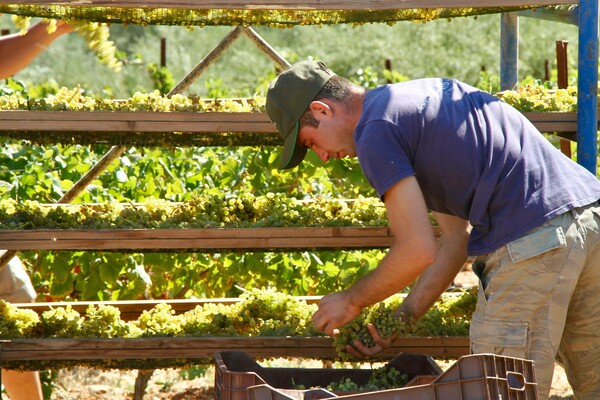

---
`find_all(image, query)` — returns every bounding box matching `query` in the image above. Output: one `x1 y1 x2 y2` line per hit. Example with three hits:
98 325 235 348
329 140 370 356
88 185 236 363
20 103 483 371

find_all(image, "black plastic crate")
214 350 443 400
246 353 538 400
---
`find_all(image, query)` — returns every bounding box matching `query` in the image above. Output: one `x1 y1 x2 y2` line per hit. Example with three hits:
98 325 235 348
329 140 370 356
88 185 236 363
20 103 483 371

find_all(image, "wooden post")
385 59 392 83
160 37 166 67
556 40 572 158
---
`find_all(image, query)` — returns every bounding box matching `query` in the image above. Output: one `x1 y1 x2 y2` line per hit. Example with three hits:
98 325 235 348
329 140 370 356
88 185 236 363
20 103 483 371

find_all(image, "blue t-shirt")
355 78 600 256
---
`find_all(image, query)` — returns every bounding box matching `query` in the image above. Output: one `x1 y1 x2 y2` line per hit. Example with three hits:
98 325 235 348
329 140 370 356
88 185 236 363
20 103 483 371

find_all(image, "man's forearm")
346 236 437 311
398 236 468 320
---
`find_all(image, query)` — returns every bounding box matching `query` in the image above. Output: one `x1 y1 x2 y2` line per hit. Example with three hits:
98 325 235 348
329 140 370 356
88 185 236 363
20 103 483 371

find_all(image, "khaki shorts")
470 202 600 400
0 255 36 304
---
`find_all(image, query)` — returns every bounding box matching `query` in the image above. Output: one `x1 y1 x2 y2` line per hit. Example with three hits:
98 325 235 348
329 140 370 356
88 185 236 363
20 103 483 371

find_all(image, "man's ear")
309 100 332 117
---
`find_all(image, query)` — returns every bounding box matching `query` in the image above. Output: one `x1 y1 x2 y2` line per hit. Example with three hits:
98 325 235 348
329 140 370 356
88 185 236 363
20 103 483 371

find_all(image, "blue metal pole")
577 0 599 174
500 13 519 91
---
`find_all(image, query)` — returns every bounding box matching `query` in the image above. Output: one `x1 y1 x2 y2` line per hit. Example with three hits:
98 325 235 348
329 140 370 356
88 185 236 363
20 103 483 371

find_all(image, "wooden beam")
0 111 584 136
0 227 402 251
0 111 275 133
0 1 577 10
0 336 470 364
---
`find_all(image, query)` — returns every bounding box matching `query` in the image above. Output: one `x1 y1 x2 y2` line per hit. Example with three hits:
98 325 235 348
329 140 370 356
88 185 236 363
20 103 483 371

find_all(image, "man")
266 60 600 400
1 18 72 400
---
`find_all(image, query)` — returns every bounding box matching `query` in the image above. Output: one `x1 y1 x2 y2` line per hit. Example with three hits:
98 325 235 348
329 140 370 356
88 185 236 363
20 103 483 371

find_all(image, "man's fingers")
345 344 366 359
366 323 383 341
366 323 397 346
348 340 385 357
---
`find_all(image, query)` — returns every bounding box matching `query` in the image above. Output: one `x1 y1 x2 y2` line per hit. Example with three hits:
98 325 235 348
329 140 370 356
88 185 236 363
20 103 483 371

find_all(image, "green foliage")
146 63 174 94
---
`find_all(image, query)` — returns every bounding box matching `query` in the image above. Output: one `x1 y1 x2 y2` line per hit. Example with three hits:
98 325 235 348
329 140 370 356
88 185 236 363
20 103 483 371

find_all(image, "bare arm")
311 175 439 335
0 20 72 79
398 211 470 320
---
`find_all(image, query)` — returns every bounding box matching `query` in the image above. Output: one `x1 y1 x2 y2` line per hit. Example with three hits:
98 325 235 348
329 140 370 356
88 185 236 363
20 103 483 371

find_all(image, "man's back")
355 78 600 255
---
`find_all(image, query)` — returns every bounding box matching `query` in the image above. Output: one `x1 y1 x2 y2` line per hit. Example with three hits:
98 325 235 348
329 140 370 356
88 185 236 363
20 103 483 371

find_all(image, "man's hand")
343 323 398 359
341 308 414 359
311 290 362 336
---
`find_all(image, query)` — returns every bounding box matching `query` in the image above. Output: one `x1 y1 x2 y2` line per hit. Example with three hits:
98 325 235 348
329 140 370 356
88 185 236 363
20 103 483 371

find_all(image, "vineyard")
0 1 596 399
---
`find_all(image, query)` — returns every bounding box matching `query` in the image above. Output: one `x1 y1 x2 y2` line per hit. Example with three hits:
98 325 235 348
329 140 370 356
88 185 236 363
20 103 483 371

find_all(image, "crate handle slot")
507 372 526 391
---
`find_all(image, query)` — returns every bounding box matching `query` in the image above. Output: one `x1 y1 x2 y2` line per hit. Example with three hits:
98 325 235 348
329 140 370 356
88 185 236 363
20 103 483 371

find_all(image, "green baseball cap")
266 60 336 169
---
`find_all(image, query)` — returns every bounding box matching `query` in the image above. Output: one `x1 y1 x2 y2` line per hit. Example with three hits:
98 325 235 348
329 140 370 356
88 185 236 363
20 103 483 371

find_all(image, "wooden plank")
0 227 399 251
0 111 275 133
0 336 470 362
0 227 391 240
0 111 587 136
0 1 576 10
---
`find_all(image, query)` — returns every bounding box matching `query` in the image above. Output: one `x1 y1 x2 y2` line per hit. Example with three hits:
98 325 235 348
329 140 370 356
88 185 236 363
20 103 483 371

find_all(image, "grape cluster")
72 21 123 71
332 288 477 359
499 83 578 112
37 306 83 338
82 304 131 338
326 366 409 392
414 287 477 337
181 288 320 337
0 300 39 338
0 288 476 357
0 88 263 112
234 287 320 337
0 193 389 231
333 299 407 360
0 80 582 115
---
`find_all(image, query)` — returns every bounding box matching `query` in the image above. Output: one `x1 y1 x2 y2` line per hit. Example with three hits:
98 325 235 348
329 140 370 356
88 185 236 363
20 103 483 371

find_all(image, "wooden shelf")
0 111 583 146
0 336 470 366
0 227 408 251
2 1 575 10
0 111 273 133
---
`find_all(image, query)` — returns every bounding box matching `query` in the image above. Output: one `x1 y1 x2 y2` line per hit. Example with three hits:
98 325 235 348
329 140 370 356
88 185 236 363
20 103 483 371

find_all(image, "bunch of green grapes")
327 377 359 392
38 306 83 338
333 300 407 360
180 303 238 336
72 21 123 72
499 83 577 112
346 196 388 227
134 302 182 337
326 366 409 392
81 304 130 338
256 192 303 227
415 287 477 336
0 300 40 339
362 366 409 391
0 86 266 112
292 196 389 228
10 14 31 32
235 287 319 336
